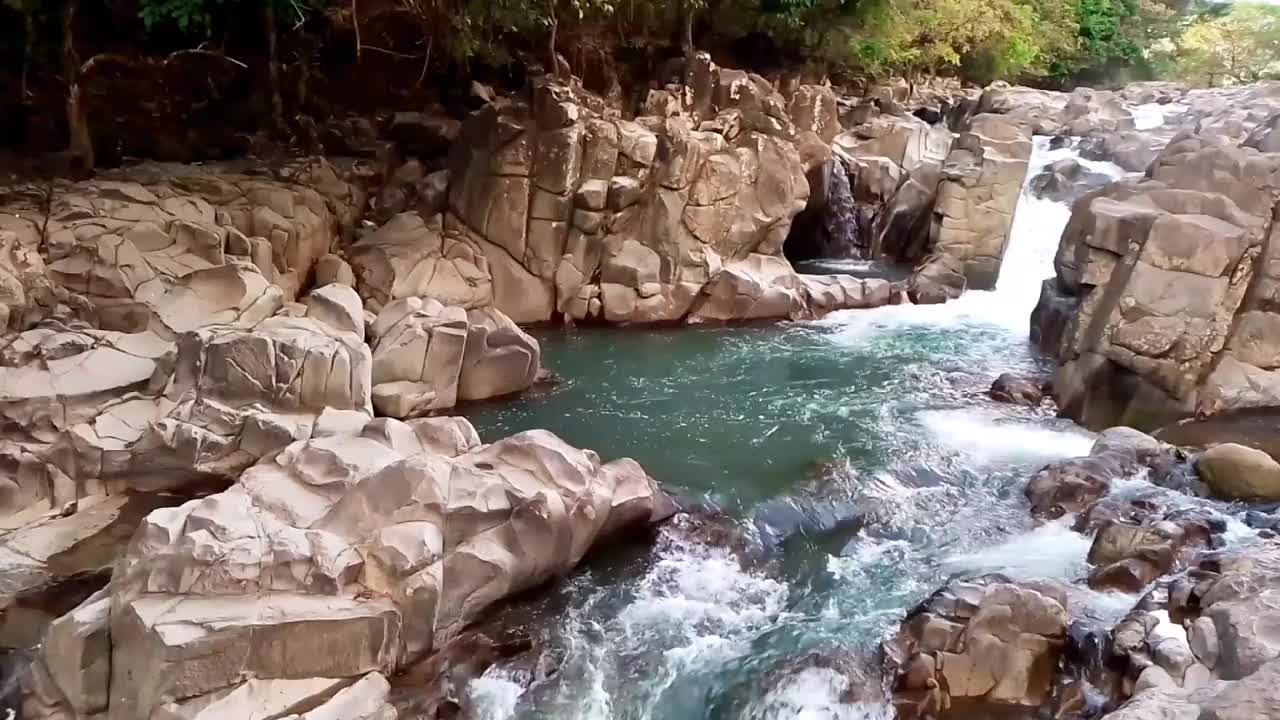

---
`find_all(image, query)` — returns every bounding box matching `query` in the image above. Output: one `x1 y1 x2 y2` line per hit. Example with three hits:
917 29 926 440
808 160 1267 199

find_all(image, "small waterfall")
823 157 866 259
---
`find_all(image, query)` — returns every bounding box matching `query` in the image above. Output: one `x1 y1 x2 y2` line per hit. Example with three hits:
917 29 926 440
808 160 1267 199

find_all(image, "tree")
1176 2 1280 85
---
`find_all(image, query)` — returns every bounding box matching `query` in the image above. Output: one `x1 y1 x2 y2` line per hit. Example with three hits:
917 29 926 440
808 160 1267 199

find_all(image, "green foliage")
1173 2 1280 85
138 0 320 34
110 0 1252 87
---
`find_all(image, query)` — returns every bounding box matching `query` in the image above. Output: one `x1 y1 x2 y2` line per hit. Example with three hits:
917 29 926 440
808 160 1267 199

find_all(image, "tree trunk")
62 0 93 171
548 6 559 79
265 4 285 134
682 0 694 57
21 10 34 104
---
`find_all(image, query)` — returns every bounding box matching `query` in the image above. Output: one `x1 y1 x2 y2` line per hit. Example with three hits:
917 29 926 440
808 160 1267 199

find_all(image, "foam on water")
1133 102 1189 131
919 408 1095 465
940 516 1092 581
464 668 527 720
748 667 894 720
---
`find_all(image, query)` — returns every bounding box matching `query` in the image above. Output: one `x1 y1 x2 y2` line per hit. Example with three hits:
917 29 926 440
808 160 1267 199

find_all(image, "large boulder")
885 576 1069 719
15 416 674 720
1037 140 1280 432
1198 443 1280 501
929 114 1033 290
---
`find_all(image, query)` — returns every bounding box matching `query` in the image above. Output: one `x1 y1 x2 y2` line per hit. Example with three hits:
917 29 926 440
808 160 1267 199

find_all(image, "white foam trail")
940 517 1091 581
749 667 893 720
619 542 788 633
1133 103 1189 131
464 669 526 720
918 409 1095 465
524 532 791 719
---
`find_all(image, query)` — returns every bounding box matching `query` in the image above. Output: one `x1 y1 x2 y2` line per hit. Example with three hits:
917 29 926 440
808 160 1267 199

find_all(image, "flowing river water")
460 136 1167 719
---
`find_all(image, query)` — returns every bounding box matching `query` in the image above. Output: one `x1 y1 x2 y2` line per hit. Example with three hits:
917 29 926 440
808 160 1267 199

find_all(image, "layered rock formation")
351 57 901 326
22 416 673 719
886 576 1069 718
1035 132 1280 431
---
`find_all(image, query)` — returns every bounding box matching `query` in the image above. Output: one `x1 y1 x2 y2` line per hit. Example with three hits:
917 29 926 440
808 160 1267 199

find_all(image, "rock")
315 253 356 288
1092 427 1164 462
290 672 397 720
1190 617 1220 670
909 253 966 305
929 114 1033 290
306 283 366 340
1029 158 1116 204
886 576 1068 718
343 71 904 326
1026 450 1140 519
82 416 673 719
367 297 538 416
1133 665 1177 694
22 589 111 718
1043 138 1280 431
457 307 541 402
1198 443 1280 501
989 373 1045 406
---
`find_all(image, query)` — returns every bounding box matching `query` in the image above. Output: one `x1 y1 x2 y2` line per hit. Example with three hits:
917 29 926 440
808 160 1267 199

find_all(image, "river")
461 137 1145 719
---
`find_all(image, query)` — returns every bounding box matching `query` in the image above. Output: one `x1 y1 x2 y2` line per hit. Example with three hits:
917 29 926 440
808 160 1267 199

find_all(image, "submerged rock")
989 372 1047 406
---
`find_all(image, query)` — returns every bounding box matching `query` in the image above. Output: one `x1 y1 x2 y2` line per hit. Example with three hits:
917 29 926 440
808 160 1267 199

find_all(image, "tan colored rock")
306 283 365 340
929 114 1033 290
315 253 356 288
96 416 672 719
458 307 541 401
369 297 468 416
1199 443 1280 501
348 212 493 314
887 578 1067 718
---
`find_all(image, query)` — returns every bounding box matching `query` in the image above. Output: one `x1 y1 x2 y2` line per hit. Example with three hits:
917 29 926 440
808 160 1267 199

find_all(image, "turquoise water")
459 140 1124 719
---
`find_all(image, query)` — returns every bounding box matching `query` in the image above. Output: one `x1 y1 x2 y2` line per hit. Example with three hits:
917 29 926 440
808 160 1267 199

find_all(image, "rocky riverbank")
3 49 1280 720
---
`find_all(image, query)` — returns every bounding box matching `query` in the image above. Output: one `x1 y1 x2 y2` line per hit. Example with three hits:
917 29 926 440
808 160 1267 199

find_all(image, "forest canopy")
2 0 1277 96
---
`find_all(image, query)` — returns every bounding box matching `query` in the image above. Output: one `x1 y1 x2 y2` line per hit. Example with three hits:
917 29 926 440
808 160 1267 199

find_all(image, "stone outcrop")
1093 542 1280 718
924 113 1033 291
367 297 540 419
1034 137 1280 431
351 57 902 326
22 416 673 719
885 576 1069 719
0 159 362 331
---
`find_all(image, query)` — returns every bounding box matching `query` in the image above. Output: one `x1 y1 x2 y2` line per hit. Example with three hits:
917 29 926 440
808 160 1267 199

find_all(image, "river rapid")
460 131 1177 719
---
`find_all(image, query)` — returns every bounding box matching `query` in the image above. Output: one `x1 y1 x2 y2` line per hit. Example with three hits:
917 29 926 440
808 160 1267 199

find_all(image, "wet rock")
1029 158 1116 204
989 373 1046 406
909 253 966 305
1026 451 1140 520
1092 427 1164 463
1198 443 1280 501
